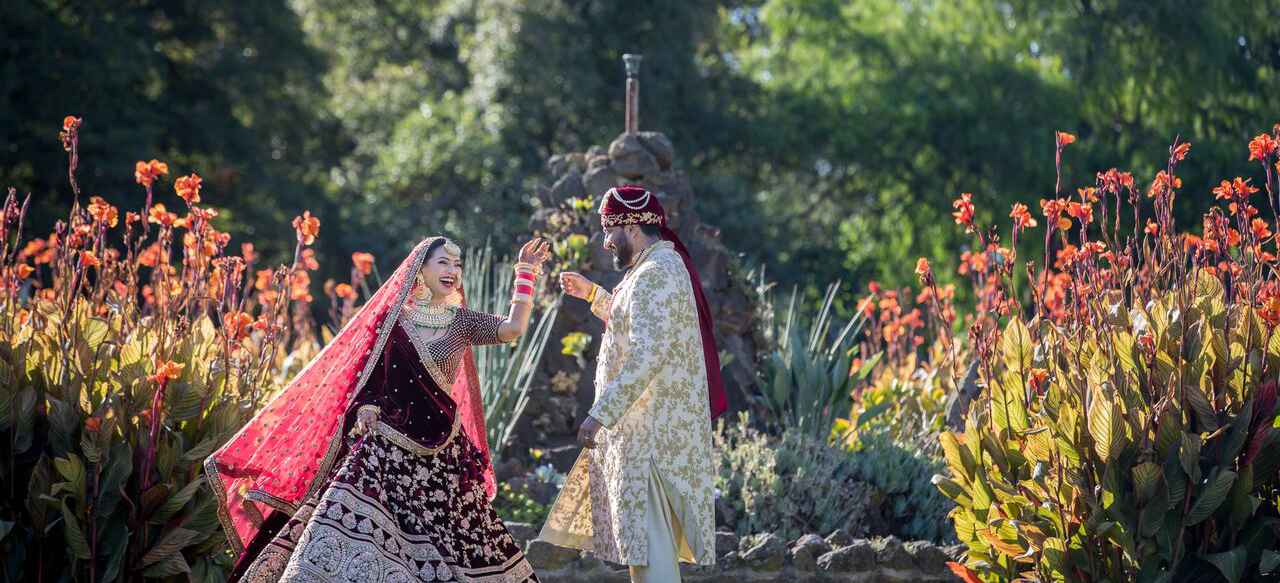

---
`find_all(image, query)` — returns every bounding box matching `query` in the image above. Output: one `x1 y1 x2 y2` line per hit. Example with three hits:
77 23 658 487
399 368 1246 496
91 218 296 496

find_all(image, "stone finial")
623 54 642 133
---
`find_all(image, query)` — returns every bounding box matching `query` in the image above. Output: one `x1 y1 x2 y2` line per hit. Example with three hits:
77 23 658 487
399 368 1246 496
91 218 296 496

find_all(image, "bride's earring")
414 274 433 304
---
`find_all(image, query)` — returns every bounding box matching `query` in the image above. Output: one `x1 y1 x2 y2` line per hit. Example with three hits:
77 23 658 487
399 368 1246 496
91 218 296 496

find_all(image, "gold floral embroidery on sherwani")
539 241 716 566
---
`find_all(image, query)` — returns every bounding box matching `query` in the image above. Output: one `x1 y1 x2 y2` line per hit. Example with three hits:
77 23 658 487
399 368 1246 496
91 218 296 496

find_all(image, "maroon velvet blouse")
343 307 504 449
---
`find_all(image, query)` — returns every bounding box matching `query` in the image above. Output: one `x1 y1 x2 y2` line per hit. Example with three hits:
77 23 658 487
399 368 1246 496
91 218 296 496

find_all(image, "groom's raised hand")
559 271 594 301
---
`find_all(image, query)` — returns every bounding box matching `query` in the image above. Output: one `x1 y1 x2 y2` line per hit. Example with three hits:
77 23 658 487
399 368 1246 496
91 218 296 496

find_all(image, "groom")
539 185 728 582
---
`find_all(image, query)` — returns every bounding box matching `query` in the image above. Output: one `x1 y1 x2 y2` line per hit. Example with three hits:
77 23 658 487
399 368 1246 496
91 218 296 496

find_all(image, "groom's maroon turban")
599 185 728 420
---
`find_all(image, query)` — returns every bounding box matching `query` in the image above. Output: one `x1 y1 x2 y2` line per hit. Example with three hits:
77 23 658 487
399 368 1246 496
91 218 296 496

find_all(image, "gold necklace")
405 300 456 329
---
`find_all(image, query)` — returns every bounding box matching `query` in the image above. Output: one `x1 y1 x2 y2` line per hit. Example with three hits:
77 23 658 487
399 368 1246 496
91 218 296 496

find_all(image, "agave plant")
462 241 559 462
756 279 880 440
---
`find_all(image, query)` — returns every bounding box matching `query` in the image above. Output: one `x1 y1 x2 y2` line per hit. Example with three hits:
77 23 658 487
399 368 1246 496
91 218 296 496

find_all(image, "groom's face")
603 225 634 270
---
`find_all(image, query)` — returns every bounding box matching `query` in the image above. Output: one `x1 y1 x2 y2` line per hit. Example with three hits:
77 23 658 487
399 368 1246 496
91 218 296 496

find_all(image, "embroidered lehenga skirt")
233 320 538 583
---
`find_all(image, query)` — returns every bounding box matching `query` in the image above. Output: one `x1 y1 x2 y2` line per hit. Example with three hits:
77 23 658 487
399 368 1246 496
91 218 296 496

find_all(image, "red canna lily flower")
80 251 100 268
62 116 81 132
952 193 976 233
1145 220 1159 237
16 264 34 279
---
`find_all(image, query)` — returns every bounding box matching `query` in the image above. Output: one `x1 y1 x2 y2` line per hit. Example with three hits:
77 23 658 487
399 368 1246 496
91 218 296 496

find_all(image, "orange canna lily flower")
84 417 102 433
1145 220 1159 237
149 359 184 383
1249 133 1278 162
16 264 34 279
134 159 169 187
63 116 82 132
242 242 257 263
1055 131 1076 147
80 251 100 268
1252 218 1273 240
175 173 202 205
1009 203 1037 230
292 211 320 245
914 257 931 277
255 268 274 292
1171 141 1192 163
302 248 320 271
335 283 356 299
352 252 375 275
223 310 255 341
88 196 119 227
148 203 177 227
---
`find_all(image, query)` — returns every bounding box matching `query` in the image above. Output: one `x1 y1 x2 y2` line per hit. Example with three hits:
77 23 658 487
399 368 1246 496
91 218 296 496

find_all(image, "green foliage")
846 428 956 544
709 0 1280 296
936 300 1280 582
492 482 550 525
0 301 283 581
714 412 878 540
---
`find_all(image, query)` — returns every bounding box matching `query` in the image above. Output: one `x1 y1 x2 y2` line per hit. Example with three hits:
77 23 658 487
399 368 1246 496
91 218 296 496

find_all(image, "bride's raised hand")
517 237 551 269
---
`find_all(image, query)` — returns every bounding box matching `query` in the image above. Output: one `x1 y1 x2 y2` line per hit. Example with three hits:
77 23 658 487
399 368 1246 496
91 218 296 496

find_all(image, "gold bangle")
586 284 598 303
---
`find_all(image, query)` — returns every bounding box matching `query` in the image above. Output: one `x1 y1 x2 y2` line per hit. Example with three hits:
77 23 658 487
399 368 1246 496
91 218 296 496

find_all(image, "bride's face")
416 244 463 302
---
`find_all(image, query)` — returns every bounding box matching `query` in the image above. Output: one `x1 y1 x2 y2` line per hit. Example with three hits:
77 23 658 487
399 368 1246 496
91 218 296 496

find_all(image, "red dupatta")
205 237 495 556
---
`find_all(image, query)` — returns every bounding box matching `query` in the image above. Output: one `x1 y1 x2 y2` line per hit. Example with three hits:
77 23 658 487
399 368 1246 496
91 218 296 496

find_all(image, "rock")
715 531 739 558
546 154 570 177
523 540 580 571
608 133 660 179
583 164 619 196
717 551 742 570
789 533 832 571
870 536 913 571
586 145 607 159
637 131 674 170
816 540 875 572
824 529 854 548
503 521 538 549
739 532 786 571
549 167 585 201
714 497 737 532
543 443 582 475
904 540 951 574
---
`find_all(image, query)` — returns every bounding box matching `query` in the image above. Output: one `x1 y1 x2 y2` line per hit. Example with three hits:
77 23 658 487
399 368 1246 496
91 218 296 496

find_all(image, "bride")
206 236 550 582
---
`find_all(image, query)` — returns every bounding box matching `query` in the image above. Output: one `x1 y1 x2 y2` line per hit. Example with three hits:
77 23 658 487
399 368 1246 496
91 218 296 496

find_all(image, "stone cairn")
505 523 964 582
499 130 762 479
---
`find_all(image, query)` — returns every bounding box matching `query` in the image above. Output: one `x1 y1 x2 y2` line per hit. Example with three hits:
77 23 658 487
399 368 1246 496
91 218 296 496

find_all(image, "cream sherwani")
539 241 716 569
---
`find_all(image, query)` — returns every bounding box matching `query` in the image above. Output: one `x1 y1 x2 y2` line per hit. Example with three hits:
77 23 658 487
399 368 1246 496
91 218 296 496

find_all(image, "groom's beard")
611 238 635 270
